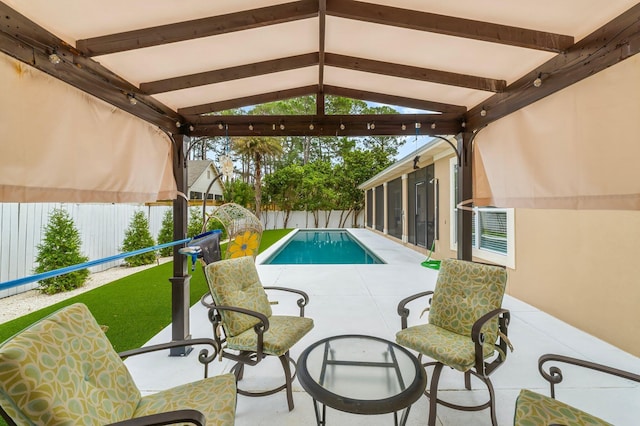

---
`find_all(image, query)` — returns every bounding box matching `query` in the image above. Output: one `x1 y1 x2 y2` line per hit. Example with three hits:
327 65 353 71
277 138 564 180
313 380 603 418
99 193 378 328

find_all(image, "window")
450 158 515 268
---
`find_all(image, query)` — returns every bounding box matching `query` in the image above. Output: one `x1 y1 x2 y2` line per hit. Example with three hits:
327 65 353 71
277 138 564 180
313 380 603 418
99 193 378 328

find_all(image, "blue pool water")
263 230 384 264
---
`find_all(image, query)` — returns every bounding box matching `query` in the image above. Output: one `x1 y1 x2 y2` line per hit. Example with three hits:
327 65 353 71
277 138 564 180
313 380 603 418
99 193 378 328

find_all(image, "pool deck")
125 229 640 425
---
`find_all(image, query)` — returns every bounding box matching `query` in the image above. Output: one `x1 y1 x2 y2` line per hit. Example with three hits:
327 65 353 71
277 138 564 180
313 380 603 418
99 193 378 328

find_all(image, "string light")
401 124 406 131
309 123 314 130
340 123 345 130
431 123 436 129
248 124 254 131
480 108 487 117
48 52 62 64
218 123 224 130
533 73 542 88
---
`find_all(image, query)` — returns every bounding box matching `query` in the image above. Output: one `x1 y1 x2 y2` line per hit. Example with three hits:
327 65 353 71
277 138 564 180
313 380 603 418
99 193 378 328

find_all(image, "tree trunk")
254 152 262 219
283 209 291 228
324 210 332 228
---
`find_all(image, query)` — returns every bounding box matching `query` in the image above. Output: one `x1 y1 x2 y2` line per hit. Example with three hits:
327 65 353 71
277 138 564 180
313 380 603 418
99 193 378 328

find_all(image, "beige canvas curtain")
474 54 640 210
0 53 177 203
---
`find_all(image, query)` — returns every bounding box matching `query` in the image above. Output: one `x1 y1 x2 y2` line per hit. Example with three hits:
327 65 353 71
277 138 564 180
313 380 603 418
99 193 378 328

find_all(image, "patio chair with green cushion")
0 303 237 426
201 256 314 411
396 258 512 426
514 354 640 426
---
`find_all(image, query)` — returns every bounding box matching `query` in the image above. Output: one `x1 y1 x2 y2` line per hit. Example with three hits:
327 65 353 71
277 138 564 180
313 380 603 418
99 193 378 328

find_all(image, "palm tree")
232 136 283 219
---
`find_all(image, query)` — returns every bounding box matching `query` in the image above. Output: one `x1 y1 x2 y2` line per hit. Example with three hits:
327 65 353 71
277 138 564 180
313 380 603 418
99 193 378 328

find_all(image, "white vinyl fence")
0 203 363 299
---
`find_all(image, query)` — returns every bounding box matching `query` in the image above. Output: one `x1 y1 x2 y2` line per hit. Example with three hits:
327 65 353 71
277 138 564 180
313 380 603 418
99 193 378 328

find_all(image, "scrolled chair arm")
263 286 310 317
538 353 640 399
106 409 206 426
471 308 511 376
396 290 434 329
118 338 221 380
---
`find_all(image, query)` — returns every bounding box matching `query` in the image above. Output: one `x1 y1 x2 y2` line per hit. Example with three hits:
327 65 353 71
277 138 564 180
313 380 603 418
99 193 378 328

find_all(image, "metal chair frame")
201 286 310 411
397 288 511 426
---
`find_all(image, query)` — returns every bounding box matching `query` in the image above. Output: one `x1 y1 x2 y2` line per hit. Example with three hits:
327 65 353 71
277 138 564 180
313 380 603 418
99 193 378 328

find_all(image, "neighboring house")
188 160 225 201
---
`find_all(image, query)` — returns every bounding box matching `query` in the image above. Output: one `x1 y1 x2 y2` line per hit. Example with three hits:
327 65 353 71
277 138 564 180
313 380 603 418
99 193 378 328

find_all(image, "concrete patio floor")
125 229 640 425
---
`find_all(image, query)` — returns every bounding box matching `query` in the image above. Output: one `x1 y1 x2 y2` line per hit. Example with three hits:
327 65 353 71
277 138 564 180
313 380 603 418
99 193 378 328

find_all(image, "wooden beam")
326 53 506 92
141 53 318 94
317 0 327 115
465 3 640 130
76 0 318 56
324 85 466 114
179 86 318 116
326 0 574 53
0 3 182 132
189 113 462 137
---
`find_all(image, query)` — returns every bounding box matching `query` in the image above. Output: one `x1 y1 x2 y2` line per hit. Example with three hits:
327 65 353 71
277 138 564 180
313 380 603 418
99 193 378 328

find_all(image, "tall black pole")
169 134 192 356
456 132 473 261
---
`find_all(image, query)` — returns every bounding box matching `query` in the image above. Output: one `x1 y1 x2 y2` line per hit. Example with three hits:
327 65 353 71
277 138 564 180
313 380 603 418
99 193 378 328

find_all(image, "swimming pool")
262 230 384 265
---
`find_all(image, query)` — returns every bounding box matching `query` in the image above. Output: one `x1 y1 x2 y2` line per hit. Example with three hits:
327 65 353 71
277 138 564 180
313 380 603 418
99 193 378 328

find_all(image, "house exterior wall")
363 152 640 356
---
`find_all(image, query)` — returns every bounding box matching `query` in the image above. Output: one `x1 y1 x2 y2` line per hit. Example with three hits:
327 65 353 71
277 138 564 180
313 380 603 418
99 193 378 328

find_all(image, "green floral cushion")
514 389 611 426
228 315 314 356
429 258 507 349
134 373 236 426
396 323 496 372
205 256 273 337
0 303 140 425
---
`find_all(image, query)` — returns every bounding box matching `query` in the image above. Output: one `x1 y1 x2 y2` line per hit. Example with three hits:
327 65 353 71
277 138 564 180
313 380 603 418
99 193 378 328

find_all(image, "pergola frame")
1 1 639 353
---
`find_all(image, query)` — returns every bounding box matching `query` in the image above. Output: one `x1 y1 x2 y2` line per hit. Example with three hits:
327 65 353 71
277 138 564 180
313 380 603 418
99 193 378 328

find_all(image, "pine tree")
157 209 174 257
121 211 157 266
35 208 89 294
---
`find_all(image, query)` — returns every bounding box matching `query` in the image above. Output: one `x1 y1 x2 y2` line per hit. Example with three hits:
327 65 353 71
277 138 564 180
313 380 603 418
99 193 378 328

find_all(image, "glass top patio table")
297 334 427 425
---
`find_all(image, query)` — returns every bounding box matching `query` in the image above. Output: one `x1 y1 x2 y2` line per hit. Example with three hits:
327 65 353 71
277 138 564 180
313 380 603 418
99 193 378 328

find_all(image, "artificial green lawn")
0 228 293 353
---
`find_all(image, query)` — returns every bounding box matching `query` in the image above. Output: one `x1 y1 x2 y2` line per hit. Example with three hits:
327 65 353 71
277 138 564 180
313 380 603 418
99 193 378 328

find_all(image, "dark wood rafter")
140 53 319 94
465 3 640 130
178 86 319 116
317 0 327 115
325 53 506 92
324 85 466 114
76 0 319 56
189 113 462 137
0 3 182 131
326 0 574 53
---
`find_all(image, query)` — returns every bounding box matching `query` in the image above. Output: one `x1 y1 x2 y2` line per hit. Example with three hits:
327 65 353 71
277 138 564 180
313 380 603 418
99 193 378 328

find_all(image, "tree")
232 136 283 219
34 208 89 294
121 211 157 266
263 164 305 228
223 179 255 208
156 209 173 257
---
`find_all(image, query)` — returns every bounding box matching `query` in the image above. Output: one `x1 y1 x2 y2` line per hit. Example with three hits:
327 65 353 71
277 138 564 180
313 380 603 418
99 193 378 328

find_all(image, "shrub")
188 207 228 240
157 209 174 257
34 208 89 294
121 211 157 266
